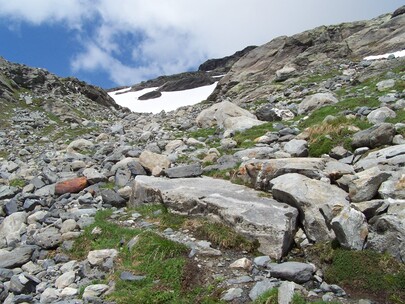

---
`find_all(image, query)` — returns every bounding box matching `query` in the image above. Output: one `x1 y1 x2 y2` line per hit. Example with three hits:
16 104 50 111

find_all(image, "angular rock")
379 173 405 199
278 281 295 304
275 66 296 81
351 123 395 149
82 284 110 301
367 214 405 262
367 107 396 124
224 116 265 133
0 211 27 248
83 168 107 184
130 176 298 259
331 206 368 250
196 100 256 129
268 261 314 283
271 173 349 242
0 186 19 199
55 177 88 195
66 138 93 153
356 144 405 170
115 167 131 187
249 279 279 301
88 249 118 266
283 139 308 157
0 246 34 268
139 150 171 173
233 147 275 160
229 258 252 270
60 219 77 234
40 288 60 304
164 164 203 178
127 160 147 176
120 271 146 281
55 271 76 289
101 189 126 207
32 227 62 249
221 288 243 301
298 92 338 115
376 79 395 91
352 199 388 220
237 158 327 190
346 167 391 202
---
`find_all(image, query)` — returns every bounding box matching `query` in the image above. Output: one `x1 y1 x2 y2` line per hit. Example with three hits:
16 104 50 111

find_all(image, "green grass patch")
306 242 405 303
233 122 275 148
190 220 259 252
188 127 218 139
305 116 372 156
300 69 339 84
70 209 225 304
325 249 405 302
9 179 26 188
135 204 187 230
299 96 378 129
69 209 141 260
99 181 116 190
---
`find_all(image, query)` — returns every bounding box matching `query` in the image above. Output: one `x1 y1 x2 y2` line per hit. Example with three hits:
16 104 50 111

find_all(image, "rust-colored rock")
55 177 88 195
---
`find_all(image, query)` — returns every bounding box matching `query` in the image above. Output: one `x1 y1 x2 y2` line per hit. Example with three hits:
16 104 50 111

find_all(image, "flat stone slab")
130 176 298 259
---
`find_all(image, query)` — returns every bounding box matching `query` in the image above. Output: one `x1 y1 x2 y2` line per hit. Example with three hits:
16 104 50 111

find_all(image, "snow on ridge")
109 82 217 114
364 50 405 61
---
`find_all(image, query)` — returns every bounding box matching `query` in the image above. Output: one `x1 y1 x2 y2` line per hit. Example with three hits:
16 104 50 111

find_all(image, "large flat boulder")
271 173 349 242
130 176 298 259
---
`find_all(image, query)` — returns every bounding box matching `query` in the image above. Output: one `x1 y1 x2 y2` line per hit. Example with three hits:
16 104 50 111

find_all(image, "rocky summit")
1 6 405 304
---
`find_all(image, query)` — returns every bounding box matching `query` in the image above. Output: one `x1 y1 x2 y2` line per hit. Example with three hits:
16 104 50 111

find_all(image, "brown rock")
55 177 88 195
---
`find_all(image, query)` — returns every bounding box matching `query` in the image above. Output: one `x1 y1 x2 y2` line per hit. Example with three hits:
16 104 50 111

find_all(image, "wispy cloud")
0 0 402 87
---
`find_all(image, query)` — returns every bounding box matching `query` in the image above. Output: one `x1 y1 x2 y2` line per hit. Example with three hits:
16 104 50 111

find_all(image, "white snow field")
364 49 405 60
109 82 218 114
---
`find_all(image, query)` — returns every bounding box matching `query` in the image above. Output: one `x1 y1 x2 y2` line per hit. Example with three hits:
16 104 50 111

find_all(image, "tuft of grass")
305 116 372 156
9 178 25 188
253 288 278 304
188 127 218 139
99 181 116 190
187 220 259 252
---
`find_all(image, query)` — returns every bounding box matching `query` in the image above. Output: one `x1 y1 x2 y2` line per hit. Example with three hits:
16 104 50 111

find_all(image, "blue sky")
0 1 403 89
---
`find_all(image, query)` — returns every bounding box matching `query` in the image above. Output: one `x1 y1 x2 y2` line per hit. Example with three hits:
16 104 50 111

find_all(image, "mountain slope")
209 9 405 104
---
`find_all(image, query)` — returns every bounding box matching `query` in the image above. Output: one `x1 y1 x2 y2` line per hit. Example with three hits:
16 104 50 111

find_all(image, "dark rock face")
198 46 257 72
159 73 215 92
255 104 282 121
0 57 122 110
209 12 405 103
392 5 405 18
138 90 162 100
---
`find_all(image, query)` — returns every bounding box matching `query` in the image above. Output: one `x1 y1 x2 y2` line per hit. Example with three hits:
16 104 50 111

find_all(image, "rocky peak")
208 10 405 104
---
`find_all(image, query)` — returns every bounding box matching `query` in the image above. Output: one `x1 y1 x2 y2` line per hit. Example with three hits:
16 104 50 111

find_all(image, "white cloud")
0 0 403 86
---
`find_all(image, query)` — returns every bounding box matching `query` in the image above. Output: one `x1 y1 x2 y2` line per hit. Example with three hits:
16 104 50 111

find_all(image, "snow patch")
108 82 217 114
364 50 405 61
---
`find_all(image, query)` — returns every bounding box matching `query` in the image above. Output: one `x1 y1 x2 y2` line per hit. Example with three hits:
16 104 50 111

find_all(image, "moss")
9 179 26 188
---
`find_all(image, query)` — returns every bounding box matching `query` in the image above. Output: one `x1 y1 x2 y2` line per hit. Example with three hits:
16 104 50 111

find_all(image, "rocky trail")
1 6 405 304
